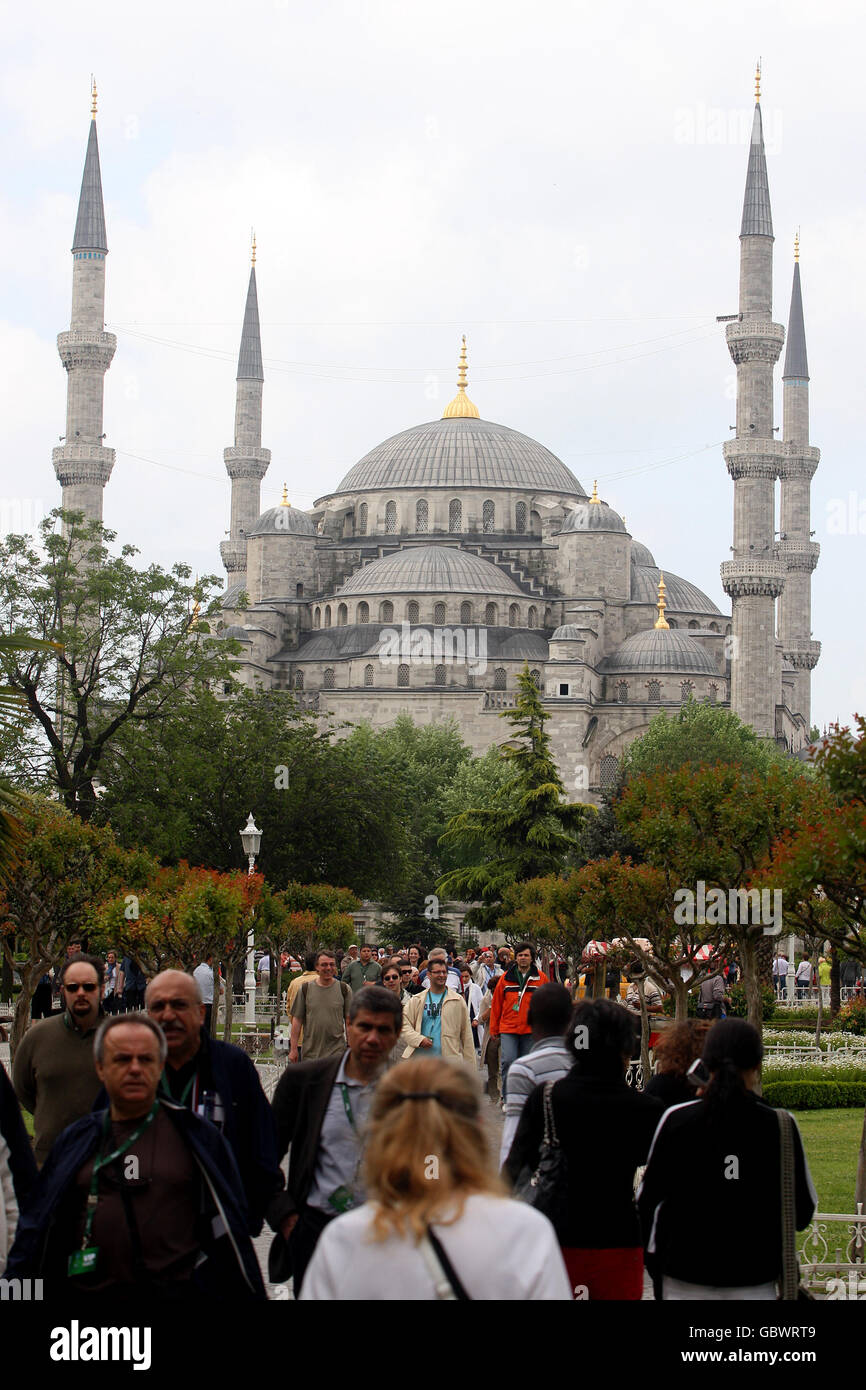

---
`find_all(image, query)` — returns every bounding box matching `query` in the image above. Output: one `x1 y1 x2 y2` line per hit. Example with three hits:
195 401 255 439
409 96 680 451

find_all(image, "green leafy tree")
620 699 798 784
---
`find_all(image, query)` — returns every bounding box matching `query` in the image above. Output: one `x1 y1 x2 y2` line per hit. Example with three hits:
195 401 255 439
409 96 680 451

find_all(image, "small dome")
558 501 626 534
629 565 720 615
335 544 525 597
602 628 718 675
221 625 251 642
249 504 316 537
630 539 656 567
550 624 585 641
221 579 248 610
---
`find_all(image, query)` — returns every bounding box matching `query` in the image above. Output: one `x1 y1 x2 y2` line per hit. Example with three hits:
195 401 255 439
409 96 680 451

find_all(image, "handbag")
514 1080 569 1238
777 1109 814 1301
419 1228 471 1300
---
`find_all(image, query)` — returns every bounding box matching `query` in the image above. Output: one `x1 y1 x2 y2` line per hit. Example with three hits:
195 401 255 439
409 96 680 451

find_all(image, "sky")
1 0 863 732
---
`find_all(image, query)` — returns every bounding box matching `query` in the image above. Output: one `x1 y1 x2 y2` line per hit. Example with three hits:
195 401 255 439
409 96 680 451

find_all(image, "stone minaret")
778 235 820 736
220 237 270 591
52 82 116 525
720 66 786 738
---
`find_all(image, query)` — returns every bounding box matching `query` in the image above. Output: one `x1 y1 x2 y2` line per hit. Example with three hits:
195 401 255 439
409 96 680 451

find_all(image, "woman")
299 1058 572 1300
407 945 422 971
637 1019 817 1300
505 999 663 1300
644 1020 710 1111
381 963 410 1066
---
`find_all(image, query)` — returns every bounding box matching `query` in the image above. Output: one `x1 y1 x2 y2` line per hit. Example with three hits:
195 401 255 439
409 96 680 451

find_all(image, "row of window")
313 600 541 628
302 667 542 691
356 498 531 537
613 679 718 704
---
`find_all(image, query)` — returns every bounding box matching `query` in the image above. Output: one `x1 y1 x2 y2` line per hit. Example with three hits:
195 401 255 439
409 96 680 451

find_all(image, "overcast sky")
1 0 863 732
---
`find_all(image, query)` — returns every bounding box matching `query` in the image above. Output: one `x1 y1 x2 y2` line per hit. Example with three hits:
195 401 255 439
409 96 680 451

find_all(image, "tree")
619 700 797 785
436 666 592 930
0 631 62 879
0 511 237 820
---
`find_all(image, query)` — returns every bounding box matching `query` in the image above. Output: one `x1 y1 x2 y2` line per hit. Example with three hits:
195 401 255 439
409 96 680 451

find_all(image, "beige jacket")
400 988 475 1062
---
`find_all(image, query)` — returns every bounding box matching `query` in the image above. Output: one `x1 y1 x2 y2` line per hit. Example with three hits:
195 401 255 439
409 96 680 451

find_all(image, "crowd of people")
0 938 818 1302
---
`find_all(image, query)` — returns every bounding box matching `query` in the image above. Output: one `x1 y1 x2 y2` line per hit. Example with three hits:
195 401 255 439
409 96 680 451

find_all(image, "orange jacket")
489 966 549 1036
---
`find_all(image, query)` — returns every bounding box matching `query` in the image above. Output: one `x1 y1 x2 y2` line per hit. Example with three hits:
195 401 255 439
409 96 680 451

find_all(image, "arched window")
708 682 718 704
725 624 732 637
530 510 541 536
680 680 694 703
324 605 332 627
358 601 369 624
709 622 720 633
485 602 498 625
647 680 661 702
337 603 347 625
385 500 397 535
509 603 519 628
667 618 678 629
530 669 541 689
296 582 304 599
527 606 537 629
434 665 446 687
460 601 472 624
449 499 462 533
688 619 699 630
397 663 410 688
515 501 527 534
434 601 446 625
380 600 394 623
364 664 374 687
493 667 507 690
599 754 619 788
482 500 495 533
314 607 321 629
323 667 335 690
616 680 629 704
416 499 428 533
295 671 304 691
544 607 552 628
407 600 419 623
357 502 368 536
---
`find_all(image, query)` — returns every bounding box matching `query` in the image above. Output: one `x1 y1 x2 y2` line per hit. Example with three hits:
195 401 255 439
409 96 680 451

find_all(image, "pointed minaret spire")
442 335 480 418
220 247 270 590
740 67 773 239
783 234 809 381
237 250 264 382
73 80 108 253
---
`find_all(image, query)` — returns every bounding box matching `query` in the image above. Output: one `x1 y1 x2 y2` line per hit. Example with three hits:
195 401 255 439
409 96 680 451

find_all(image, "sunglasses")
383 974 400 982
64 981 98 993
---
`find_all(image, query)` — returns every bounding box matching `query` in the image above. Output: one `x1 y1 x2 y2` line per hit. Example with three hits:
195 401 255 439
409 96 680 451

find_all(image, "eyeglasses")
64 981 97 993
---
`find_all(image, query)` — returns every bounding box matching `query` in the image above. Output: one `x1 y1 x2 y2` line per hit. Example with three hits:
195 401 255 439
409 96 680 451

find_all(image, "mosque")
51 72 819 800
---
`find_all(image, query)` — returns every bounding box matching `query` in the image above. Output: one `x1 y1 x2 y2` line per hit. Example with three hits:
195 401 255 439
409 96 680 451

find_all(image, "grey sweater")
12 1013 101 1166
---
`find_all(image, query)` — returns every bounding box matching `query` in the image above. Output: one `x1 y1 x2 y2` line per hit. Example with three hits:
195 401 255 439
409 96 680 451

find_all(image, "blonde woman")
299 1057 572 1300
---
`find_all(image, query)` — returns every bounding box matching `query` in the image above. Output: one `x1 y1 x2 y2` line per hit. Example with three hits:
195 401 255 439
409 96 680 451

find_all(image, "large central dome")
331 417 587 497
335 544 525 596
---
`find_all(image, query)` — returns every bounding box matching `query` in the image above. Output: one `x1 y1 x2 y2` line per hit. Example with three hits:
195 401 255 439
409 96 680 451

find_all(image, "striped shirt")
499 1038 572 1168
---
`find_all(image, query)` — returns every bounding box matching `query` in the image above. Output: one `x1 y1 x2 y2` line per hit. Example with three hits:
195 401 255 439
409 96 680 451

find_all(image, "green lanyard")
159 1069 196 1107
339 1083 358 1131
80 1102 158 1251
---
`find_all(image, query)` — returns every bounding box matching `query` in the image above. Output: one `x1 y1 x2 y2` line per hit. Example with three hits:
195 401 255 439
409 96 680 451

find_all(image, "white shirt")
193 962 215 1005
300 1192 573 1301
305 1052 377 1214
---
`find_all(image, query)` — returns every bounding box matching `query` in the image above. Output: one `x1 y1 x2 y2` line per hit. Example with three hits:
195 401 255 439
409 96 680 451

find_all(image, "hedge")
763 1080 866 1110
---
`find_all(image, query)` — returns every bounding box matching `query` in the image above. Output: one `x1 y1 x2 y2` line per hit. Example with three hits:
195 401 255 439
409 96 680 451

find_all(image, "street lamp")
240 813 262 1024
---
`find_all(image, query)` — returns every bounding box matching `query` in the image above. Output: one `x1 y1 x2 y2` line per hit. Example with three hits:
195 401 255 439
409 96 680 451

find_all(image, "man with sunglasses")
13 954 105 1166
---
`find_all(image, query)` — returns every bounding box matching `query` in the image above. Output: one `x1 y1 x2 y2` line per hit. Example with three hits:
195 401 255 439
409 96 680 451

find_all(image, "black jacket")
637 1094 817 1287
269 1053 343 1223
506 1067 664 1248
0 1062 37 1205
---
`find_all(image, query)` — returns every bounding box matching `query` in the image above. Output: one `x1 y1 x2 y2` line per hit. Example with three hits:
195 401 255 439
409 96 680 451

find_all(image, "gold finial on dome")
590 479 600 504
280 483 290 507
794 228 800 263
442 335 480 419
251 230 257 267
91 76 98 119
755 59 761 104
654 571 670 630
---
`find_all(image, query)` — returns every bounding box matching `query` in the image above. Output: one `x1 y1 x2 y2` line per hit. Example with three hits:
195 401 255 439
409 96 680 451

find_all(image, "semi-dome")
550 624 586 640
221 624 251 642
335 544 525 597
630 564 720 615
630 539 656 566
327 417 586 498
602 628 718 675
249 499 316 536
558 500 626 534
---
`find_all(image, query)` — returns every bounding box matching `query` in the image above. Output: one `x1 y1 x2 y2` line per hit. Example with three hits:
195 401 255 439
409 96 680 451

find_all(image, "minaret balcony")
723 438 787 480
720 558 786 599
776 540 820 572
726 319 785 365
52 443 115 487
57 330 117 373
223 447 270 480
778 446 820 480
781 640 821 671
220 538 247 573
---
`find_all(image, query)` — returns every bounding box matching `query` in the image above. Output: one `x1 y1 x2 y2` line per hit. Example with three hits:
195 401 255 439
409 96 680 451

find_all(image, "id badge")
68 1246 99 1276
328 1185 356 1214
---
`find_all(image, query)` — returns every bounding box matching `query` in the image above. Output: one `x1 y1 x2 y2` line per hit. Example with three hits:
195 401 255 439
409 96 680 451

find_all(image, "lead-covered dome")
602 628 718 675
335 544 525 597
630 565 720 615
558 501 626 534
249 503 316 537
329 418 586 498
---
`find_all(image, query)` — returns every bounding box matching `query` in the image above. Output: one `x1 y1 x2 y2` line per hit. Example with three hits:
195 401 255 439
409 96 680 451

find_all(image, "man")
119 952 147 1013
289 949 352 1064
192 954 219 1034
499 984 573 1167
772 952 789 996
625 973 665 1015
13 953 104 1166
285 953 318 1039
341 942 381 992
269 986 402 1295
489 943 549 1100
696 972 728 1020
6 1014 265 1299
796 957 813 1001
471 950 495 988
400 957 474 1061
419 947 461 991
140 969 281 1235
102 950 122 1015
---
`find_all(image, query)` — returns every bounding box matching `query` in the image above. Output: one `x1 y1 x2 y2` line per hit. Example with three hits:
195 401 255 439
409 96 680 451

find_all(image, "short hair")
315 948 336 965
567 998 638 1074
514 942 535 958
94 1012 167 1066
528 983 573 1035
60 952 105 990
347 984 402 1032
303 952 317 972
427 956 449 972
427 948 447 961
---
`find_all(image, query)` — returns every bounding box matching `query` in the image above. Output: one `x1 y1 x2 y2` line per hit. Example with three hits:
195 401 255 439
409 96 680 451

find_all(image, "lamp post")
240 813 262 1025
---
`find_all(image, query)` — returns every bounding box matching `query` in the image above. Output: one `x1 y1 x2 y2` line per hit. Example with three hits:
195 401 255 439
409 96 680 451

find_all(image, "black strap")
777 1109 798 1300
427 1229 471 1301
